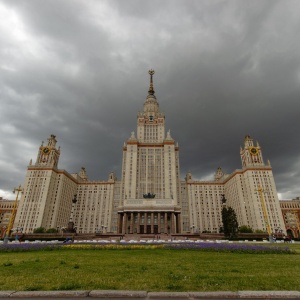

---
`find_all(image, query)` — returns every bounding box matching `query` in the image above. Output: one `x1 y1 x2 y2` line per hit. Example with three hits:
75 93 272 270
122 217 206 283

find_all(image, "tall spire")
148 69 155 96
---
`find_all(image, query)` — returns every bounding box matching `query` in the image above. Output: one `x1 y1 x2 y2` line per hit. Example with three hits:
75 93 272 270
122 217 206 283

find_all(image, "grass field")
0 244 300 292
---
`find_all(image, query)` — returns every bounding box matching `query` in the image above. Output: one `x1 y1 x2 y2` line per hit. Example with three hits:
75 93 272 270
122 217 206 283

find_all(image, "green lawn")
0 247 299 292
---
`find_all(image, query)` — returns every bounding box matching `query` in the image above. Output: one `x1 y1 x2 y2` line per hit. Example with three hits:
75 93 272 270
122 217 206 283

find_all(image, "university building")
14 70 286 235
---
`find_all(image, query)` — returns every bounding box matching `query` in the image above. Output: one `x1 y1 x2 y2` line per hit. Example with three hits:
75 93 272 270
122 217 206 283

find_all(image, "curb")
0 290 300 299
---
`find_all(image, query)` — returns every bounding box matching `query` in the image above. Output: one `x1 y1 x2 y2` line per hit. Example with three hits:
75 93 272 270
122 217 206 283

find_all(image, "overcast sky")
1 0 300 201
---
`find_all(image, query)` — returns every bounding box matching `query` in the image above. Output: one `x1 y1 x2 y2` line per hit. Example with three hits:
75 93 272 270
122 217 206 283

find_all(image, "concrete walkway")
0 290 300 299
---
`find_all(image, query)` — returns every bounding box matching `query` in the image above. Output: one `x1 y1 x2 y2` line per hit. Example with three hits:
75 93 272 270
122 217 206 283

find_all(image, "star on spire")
148 69 155 96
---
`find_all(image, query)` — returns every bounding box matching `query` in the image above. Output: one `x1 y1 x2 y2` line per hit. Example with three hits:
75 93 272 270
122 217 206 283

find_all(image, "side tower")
36 134 60 168
14 135 77 233
240 135 264 167
225 135 285 234
118 70 182 235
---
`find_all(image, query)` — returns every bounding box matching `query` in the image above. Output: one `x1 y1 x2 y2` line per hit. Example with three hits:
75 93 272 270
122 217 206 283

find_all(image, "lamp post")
66 194 77 233
69 194 77 223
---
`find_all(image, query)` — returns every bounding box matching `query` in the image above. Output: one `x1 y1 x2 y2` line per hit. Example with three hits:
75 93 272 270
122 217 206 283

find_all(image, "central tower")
137 69 166 143
118 70 182 234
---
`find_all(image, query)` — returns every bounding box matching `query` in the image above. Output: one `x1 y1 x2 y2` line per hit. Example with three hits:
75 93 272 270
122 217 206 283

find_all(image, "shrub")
239 225 253 233
255 229 267 233
46 228 58 233
33 227 46 233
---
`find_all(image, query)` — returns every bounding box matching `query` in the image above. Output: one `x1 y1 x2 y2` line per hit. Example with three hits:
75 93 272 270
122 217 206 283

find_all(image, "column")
150 212 153 233
176 213 181 233
117 213 122 234
158 212 161 233
171 213 175 234
122 212 127 235
137 212 141 234
164 212 168 234
144 212 147 233
130 212 134 234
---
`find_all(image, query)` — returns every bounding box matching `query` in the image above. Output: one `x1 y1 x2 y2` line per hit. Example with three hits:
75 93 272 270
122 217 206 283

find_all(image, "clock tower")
240 135 264 167
36 134 60 168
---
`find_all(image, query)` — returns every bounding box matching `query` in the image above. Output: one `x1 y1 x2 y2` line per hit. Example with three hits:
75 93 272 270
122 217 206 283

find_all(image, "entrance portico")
117 199 181 234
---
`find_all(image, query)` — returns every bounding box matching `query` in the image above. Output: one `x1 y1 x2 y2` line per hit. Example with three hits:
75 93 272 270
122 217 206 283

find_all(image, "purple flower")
0 242 62 252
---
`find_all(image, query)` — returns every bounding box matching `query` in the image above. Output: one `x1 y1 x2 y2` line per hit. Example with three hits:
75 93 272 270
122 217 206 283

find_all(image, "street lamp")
66 194 77 233
16 226 23 234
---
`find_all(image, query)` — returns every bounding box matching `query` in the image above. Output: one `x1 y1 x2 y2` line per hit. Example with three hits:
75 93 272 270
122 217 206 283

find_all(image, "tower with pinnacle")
240 135 264 167
35 134 60 168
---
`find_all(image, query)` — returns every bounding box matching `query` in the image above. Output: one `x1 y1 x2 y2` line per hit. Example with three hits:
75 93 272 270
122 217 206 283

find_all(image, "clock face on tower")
249 147 259 156
42 147 50 155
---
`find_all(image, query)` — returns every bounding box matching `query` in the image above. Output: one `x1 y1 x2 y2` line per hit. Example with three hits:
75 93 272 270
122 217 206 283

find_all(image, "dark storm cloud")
1 0 300 200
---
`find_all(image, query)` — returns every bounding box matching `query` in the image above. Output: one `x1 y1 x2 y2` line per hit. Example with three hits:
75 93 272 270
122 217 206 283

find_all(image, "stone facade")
0 198 15 238
280 197 300 238
14 71 286 235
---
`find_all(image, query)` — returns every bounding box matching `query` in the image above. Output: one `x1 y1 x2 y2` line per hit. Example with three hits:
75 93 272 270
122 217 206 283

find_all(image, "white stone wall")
15 168 77 233
224 168 285 234
186 183 224 233
74 182 115 233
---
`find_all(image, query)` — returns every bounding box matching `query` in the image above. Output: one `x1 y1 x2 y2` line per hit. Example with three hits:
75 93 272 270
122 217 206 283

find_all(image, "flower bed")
0 243 61 252
0 241 294 254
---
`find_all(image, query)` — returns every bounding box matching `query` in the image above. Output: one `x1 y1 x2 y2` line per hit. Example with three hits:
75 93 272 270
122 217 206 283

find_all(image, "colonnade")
117 211 181 234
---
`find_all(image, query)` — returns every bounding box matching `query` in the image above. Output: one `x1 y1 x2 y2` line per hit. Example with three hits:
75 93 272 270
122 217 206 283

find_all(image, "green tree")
239 225 253 233
255 229 267 233
46 228 59 233
33 227 46 233
222 206 239 239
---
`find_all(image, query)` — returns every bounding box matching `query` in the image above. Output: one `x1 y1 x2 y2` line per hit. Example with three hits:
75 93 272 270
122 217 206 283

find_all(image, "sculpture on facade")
143 193 156 199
